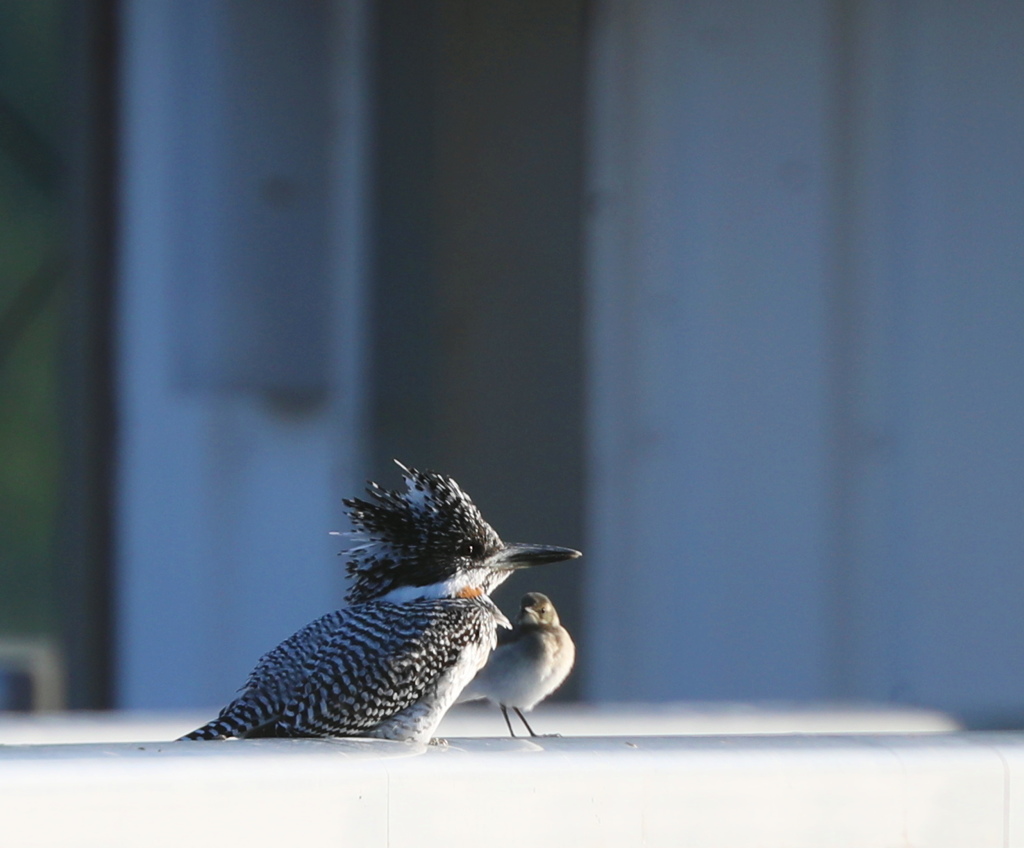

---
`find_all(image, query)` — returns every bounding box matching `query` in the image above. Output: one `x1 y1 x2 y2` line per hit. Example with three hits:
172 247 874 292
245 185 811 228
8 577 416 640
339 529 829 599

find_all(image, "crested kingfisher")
181 462 580 743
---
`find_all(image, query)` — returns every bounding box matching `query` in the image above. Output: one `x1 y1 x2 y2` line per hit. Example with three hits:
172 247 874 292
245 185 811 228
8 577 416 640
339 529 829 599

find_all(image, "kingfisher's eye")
460 540 482 558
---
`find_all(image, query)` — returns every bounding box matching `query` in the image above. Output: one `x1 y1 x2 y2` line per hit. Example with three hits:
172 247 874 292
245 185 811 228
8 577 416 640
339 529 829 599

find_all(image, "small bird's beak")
488 543 582 570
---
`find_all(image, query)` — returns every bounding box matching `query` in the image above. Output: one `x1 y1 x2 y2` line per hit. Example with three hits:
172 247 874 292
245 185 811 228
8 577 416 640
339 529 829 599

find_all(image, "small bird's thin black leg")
514 707 539 737
499 700 516 737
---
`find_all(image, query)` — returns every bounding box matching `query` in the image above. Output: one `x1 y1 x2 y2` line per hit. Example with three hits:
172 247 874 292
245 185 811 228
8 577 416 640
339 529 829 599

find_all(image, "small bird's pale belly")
474 633 573 711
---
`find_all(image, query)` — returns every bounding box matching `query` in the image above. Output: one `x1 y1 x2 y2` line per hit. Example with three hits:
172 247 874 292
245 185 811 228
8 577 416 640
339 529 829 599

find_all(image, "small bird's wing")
181 599 494 740
457 633 521 703
495 625 527 648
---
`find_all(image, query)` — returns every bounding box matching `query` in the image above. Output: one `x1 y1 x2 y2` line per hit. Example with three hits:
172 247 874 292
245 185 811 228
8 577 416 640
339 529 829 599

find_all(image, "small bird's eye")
460 540 481 557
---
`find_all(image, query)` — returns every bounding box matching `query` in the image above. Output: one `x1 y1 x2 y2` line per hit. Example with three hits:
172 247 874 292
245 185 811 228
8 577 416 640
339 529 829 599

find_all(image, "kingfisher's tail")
178 702 278 740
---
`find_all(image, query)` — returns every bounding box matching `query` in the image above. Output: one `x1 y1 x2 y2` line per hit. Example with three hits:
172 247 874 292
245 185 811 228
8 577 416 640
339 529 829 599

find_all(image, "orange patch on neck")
457 586 483 599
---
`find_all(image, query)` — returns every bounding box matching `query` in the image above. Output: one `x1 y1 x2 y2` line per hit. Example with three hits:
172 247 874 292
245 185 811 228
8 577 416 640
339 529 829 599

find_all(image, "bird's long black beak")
488 543 582 569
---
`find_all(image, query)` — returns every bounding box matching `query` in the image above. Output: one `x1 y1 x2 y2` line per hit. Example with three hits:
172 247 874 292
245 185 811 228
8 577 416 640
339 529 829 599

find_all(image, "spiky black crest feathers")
342 463 503 603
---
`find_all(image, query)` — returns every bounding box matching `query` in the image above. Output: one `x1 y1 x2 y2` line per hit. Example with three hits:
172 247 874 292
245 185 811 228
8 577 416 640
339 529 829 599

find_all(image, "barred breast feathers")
195 596 502 739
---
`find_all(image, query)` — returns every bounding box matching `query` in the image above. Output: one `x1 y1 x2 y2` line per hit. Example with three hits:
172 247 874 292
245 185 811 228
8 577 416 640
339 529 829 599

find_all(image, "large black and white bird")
181 462 580 743
459 592 575 737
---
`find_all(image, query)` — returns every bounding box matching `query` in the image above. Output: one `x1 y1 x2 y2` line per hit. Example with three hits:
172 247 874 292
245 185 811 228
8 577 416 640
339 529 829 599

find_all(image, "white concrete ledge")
0 702 959 745
440 701 961 737
2 729 1023 847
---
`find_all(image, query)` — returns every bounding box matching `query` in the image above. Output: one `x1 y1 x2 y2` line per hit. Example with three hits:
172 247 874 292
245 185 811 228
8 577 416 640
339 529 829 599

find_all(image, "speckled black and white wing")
181 598 499 742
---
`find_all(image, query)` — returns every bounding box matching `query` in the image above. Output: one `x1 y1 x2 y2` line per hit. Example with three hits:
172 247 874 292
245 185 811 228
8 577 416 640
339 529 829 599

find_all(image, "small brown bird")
460 592 575 737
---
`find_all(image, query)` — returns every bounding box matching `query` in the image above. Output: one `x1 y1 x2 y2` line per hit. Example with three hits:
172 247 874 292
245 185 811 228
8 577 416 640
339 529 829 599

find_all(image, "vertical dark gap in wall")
370 1 587 699
59 0 120 709
367 0 442 480
431 0 588 699
826 0 859 701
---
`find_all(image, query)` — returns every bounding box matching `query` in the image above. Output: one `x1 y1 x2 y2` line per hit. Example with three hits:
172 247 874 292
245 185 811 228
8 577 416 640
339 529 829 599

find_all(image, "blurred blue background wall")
2 0 1023 727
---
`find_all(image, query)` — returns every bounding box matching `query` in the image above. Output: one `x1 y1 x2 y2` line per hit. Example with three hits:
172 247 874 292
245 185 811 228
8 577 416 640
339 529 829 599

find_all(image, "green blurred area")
0 0 66 637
